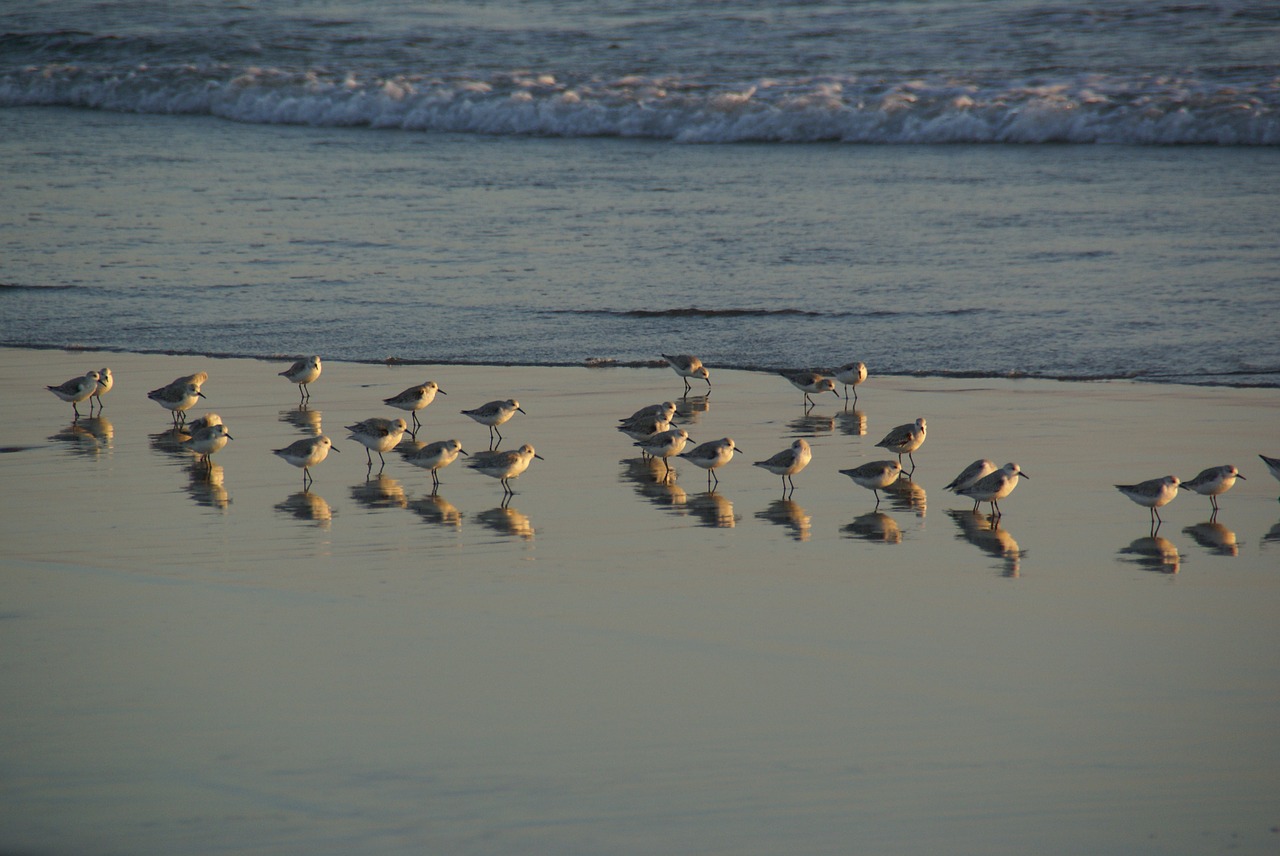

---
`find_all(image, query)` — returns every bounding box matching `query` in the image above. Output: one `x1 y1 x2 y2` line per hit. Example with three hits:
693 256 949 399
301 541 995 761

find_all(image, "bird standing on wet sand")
635 428 693 479
834 361 867 403
875 417 927 473
402 438 468 491
839 459 904 508
47 370 100 419
90 367 113 413
184 422 234 469
274 434 339 488
461 399 526 447
148 380 205 425
754 438 812 495
780 371 839 406
1116 475 1181 529
346 417 409 470
956 462 1028 520
279 356 322 404
679 437 741 490
468 444 543 496
1260 454 1280 500
662 354 711 394
1181 464 1245 513
945 459 998 511
384 381 445 434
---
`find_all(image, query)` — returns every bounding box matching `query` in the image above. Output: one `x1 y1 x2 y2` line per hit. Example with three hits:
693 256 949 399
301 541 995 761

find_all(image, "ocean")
2 0 1279 385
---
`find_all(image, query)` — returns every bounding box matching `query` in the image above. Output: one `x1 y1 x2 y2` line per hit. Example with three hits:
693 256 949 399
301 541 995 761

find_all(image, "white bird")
945 459 998 511
184 422 233 468
753 438 812 495
834 361 867 402
617 415 673 444
384 381 445 433
346 417 409 470
780 371 839 406
148 381 205 425
1116 475 1181 528
956 462 1029 519
839 460 904 507
47 370 100 419
467 443 543 496
621 401 678 424
90 367 113 413
274 434 339 488
875 417 927 473
279 355 322 403
402 438 468 491
679 437 740 490
186 412 224 434
634 428 693 479
662 353 711 394
461 399 525 446
1181 465 1245 512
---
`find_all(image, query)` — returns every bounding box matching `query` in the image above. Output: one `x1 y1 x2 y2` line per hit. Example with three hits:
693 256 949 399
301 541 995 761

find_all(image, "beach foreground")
2 347 1278 855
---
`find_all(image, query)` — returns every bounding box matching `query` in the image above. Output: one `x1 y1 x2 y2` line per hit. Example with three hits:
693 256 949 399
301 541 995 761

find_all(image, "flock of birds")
46 354 1280 529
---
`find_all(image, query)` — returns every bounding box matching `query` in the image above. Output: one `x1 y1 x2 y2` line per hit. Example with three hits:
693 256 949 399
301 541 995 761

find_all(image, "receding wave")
3 65 1276 145
555 307 988 319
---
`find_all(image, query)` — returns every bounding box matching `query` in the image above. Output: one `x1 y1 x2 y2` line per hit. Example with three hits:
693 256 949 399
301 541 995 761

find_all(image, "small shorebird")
274 434 339 488
634 428 692 479
467 443 542 497
1261 454 1280 500
184 422 233 469
461 399 525 446
47 370 100 419
753 438 812 495
621 401 678 424
839 460 904 507
1181 465 1245 513
148 380 205 425
944 459 998 511
402 438 468 491
875 417 927 473
956 462 1028 520
279 356 322 404
662 353 711 394
1116 475 1181 529
617 414 673 444
186 412 223 434
90 367 113 413
346 417 409 470
384 380 445 433
834 361 867 403
780 371 839 406
679 437 740 490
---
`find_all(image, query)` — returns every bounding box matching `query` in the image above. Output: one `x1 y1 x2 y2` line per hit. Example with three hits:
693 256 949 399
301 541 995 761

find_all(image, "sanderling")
90 367 113 413
780 371 839 406
47 370 100 419
467 443 542 496
403 438 468 491
279 356 322 404
462 399 525 446
187 412 223 434
753 438 812 495
1116 475 1181 528
944 458 998 511
834 361 867 403
875 417 927 473
384 381 445 433
679 437 740 490
956 462 1028 520
1261 455 1280 500
662 354 711 394
621 402 678 424
617 414 673 444
1181 464 1245 512
346 417 409 470
635 428 693 479
184 422 233 469
839 460 904 507
274 434 339 488
148 381 205 425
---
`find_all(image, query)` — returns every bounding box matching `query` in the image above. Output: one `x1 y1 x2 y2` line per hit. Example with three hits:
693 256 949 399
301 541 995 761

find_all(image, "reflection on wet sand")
1182 520 1239 557
280 406 322 434
836 407 867 437
148 426 192 459
187 462 230 510
841 511 902 544
475 505 534 539
884 476 927 518
1118 535 1181 574
49 416 114 456
947 509 1022 577
674 395 710 424
1263 521 1280 546
275 490 334 526
756 498 811 541
688 490 737 528
408 493 463 529
349 473 408 511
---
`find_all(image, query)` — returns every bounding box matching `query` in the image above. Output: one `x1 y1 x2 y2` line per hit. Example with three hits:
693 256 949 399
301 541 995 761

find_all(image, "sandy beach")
3 345 1279 854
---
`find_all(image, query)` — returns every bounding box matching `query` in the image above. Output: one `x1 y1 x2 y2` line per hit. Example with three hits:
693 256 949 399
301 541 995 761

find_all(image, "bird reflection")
674 395 710 423
1182 521 1238 557
1118 535 1181 574
756 498 811 541
841 511 903 543
688 490 737 528
187 462 230 510
1263 521 1280 546
280 406 322 434
836 407 867 436
408 493 463 529
475 505 534 539
149 426 192 458
787 412 835 437
275 490 334 526
349 473 408 510
947 509 1022 577
619 456 670 485
49 415 114 456
884 475 927 517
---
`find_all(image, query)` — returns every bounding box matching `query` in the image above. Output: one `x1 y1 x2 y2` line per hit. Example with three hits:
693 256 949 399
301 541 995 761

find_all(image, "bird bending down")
754 438 812 495
662 354 711 395
279 356 322 404
875 417 927 473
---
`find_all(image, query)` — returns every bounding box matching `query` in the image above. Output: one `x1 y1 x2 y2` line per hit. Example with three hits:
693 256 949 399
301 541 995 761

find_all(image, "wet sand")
3 346 1279 855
